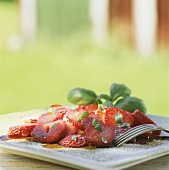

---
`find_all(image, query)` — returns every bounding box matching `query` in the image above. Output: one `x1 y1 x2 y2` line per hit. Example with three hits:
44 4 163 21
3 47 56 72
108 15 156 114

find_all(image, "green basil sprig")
67 83 147 113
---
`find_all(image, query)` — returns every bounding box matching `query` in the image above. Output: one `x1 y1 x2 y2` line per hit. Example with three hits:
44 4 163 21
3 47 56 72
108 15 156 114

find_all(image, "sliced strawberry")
77 104 98 112
85 119 114 147
38 106 71 124
132 110 161 136
81 117 96 130
59 134 87 148
32 120 66 143
65 121 78 136
132 110 156 125
8 123 36 139
53 105 72 116
78 104 106 122
65 109 86 130
104 107 134 128
37 112 60 124
81 117 104 131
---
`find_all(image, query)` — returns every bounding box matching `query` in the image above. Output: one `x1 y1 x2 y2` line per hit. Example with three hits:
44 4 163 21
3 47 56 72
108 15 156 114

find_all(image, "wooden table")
0 110 169 170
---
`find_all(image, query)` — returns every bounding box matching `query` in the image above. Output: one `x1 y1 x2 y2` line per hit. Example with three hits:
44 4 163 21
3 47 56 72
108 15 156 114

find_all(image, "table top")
0 148 169 170
0 110 169 170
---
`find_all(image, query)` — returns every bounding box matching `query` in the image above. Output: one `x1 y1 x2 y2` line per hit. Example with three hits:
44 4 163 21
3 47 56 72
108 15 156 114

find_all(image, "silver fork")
113 124 169 147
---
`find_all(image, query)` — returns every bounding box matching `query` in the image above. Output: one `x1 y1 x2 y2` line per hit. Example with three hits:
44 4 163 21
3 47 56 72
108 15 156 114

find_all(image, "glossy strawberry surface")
32 120 66 143
104 107 134 128
7 104 161 148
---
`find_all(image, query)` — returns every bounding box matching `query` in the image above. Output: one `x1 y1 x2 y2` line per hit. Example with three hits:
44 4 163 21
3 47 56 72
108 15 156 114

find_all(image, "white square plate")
0 109 169 170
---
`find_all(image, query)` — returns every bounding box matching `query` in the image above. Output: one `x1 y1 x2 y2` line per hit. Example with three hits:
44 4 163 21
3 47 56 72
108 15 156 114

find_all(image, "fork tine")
113 124 161 147
114 124 158 142
113 126 154 146
114 124 156 142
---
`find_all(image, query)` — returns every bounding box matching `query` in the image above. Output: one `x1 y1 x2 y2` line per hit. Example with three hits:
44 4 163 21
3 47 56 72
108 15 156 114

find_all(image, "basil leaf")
115 96 147 113
67 88 97 105
110 83 131 102
102 101 114 108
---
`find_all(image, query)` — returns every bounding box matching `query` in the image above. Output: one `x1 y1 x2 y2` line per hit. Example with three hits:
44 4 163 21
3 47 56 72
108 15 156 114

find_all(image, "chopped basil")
50 122 57 128
95 124 102 132
115 112 123 126
92 118 98 127
102 137 108 143
77 112 89 122
92 118 102 132
119 122 130 127
71 135 77 141
48 107 55 114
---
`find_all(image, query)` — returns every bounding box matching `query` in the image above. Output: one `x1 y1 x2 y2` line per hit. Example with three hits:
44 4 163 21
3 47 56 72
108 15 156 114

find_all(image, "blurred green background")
0 0 169 116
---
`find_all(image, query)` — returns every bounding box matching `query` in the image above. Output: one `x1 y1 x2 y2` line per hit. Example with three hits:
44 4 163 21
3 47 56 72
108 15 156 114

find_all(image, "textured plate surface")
0 109 169 170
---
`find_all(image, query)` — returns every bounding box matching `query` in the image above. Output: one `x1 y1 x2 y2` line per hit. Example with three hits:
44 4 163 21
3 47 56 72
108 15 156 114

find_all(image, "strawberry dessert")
7 104 161 148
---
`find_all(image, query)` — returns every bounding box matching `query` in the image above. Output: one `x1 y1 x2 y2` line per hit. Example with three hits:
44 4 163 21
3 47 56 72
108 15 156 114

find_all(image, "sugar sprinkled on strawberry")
59 134 86 148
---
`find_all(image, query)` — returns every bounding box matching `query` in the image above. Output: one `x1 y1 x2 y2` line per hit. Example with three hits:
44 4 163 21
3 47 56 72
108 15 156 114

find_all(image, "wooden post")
132 0 157 55
19 0 37 42
89 0 109 43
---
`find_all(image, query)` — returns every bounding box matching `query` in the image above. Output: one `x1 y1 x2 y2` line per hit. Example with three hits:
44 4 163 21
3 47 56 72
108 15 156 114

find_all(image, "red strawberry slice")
53 105 71 117
77 104 98 112
81 117 105 131
32 120 66 143
132 110 161 136
81 117 96 130
37 112 60 124
38 106 71 124
104 107 134 128
59 134 87 148
77 104 104 122
85 119 114 147
65 121 78 136
8 123 36 139
65 109 86 130
89 109 105 122
132 110 156 125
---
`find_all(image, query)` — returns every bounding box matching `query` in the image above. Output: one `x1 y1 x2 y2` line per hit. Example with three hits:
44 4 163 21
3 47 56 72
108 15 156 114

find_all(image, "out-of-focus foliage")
38 0 90 37
0 1 169 117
